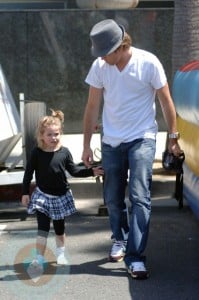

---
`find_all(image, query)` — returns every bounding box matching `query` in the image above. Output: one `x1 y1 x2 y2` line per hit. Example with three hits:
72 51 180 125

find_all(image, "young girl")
21 109 103 267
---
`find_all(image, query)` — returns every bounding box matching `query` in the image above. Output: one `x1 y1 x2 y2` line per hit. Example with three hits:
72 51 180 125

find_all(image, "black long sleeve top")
22 146 94 196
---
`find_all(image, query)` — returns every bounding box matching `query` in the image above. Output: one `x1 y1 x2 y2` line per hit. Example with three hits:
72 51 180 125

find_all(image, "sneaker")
56 252 69 265
127 261 149 279
57 254 68 265
56 246 68 265
109 240 127 262
29 259 43 271
27 259 44 281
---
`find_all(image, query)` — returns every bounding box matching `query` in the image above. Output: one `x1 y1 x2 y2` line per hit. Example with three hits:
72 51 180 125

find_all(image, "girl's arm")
65 149 104 177
21 148 36 195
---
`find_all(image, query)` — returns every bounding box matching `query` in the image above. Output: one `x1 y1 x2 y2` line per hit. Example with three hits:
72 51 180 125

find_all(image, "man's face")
101 47 122 65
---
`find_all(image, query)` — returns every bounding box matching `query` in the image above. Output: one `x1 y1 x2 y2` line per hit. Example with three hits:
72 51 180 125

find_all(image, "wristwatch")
168 132 180 139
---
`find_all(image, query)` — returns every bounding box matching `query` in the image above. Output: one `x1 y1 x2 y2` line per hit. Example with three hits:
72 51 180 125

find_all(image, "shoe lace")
132 262 146 272
111 240 126 255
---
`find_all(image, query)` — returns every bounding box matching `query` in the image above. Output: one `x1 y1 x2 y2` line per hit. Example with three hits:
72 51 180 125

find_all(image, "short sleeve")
85 58 104 88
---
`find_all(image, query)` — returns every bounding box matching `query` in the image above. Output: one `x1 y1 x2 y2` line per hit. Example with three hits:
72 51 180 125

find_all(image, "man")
81 19 182 279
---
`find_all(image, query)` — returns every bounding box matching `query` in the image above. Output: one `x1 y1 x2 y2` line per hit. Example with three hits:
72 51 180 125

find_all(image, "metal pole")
19 93 26 168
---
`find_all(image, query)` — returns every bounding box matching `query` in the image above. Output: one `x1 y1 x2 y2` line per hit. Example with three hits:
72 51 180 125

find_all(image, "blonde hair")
117 32 132 51
36 109 64 149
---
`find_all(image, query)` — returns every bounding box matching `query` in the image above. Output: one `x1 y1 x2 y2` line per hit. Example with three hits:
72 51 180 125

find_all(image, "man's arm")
82 86 103 167
157 83 182 156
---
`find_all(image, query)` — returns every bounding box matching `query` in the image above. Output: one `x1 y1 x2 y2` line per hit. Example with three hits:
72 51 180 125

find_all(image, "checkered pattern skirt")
27 187 77 220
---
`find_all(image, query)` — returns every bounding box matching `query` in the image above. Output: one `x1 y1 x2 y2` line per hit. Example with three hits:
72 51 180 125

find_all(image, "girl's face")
42 124 61 151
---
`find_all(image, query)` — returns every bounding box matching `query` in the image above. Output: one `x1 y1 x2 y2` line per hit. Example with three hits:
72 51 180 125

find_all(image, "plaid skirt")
28 187 77 220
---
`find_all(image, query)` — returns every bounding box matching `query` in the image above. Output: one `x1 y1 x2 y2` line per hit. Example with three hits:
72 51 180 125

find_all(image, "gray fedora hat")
90 19 125 57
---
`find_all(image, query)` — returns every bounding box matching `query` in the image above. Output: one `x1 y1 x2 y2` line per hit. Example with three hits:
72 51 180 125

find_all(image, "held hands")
82 147 104 177
21 195 30 207
92 165 104 177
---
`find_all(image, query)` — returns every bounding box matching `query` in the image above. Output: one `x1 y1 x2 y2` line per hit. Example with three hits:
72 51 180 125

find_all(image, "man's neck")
116 47 132 71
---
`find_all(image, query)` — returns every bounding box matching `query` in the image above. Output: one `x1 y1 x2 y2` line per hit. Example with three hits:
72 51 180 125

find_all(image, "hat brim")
91 25 125 58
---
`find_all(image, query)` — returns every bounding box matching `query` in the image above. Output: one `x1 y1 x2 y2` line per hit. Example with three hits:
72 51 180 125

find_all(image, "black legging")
36 210 65 236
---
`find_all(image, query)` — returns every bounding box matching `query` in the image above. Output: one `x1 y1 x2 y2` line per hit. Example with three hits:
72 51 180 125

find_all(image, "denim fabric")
102 138 156 264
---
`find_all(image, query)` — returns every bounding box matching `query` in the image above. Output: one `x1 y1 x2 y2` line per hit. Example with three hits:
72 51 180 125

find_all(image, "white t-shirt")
85 47 167 147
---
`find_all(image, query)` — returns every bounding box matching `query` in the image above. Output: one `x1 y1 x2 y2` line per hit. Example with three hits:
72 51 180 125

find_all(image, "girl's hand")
92 166 104 176
21 195 30 207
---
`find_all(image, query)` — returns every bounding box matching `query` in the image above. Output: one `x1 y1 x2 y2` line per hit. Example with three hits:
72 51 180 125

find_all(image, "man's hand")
81 147 94 168
167 139 183 156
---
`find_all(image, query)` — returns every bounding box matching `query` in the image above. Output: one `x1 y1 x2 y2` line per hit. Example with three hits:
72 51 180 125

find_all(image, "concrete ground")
0 168 199 300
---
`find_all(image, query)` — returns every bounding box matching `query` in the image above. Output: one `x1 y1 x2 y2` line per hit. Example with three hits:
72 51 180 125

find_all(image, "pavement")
0 166 199 300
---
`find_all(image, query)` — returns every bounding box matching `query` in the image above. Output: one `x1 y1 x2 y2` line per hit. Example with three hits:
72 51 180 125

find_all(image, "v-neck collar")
115 54 133 74
115 47 133 73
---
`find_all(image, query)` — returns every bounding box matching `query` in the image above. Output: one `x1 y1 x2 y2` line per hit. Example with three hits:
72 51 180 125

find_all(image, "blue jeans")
102 138 156 265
